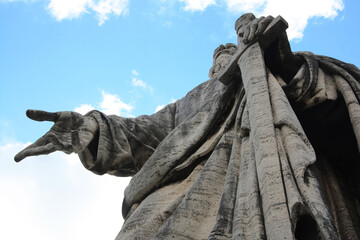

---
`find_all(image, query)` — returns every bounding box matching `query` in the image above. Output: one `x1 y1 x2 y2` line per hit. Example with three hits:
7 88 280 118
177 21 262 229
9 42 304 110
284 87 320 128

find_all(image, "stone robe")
79 52 360 240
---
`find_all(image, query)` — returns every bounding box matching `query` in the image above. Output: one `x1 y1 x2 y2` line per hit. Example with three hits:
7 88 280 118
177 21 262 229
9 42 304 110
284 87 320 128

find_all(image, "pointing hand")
14 109 98 162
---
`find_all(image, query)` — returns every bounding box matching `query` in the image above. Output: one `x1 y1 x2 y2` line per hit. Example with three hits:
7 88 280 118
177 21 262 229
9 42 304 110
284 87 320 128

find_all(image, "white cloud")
48 0 91 21
74 104 95 115
73 69 155 117
0 140 130 240
177 0 343 40
91 0 129 25
8 0 343 40
0 143 44 239
47 0 129 25
131 77 147 88
230 0 344 41
155 105 165 112
100 90 134 116
0 174 45 239
131 70 154 93
4 0 39 2
154 98 177 113
260 0 344 40
73 90 134 118
179 0 216 11
66 174 131 240
223 0 266 13
162 20 173 28
65 152 81 165
131 69 139 76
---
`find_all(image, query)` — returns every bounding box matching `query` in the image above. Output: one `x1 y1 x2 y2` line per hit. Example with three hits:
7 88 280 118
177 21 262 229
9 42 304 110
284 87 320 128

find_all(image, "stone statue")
15 13 360 239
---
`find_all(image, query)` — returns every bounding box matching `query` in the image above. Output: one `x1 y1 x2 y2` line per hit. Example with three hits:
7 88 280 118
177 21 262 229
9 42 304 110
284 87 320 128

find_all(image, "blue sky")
1 0 359 239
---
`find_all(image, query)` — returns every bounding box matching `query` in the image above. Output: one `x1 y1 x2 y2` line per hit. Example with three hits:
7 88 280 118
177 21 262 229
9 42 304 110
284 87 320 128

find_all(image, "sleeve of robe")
277 52 360 239
78 103 176 177
280 52 360 150
76 77 233 177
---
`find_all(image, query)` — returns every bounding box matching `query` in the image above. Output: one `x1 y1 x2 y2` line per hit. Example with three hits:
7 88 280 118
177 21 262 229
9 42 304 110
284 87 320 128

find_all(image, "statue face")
209 47 236 79
209 52 232 79
208 43 238 79
236 17 253 45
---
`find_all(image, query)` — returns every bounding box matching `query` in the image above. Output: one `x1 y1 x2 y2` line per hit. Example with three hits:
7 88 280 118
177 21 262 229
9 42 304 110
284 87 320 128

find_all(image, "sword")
224 16 295 239
217 15 288 85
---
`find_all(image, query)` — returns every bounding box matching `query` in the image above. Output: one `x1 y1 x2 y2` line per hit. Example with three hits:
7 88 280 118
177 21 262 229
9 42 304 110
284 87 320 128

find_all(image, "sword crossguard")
218 16 288 85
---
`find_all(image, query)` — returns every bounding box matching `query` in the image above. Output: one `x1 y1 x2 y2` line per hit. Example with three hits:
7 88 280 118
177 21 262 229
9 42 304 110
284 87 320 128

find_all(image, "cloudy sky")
1 0 359 239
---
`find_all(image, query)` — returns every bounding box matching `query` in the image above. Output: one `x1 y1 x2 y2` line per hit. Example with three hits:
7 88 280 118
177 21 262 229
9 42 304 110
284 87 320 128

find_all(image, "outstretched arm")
80 103 176 176
15 102 176 177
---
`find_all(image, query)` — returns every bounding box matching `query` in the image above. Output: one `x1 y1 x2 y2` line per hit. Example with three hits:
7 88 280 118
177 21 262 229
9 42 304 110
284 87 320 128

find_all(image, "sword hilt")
218 16 288 85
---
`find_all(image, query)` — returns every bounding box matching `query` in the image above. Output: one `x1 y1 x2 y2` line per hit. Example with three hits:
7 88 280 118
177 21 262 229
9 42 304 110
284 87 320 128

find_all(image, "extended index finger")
14 135 49 162
26 109 59 122
14 142 57 162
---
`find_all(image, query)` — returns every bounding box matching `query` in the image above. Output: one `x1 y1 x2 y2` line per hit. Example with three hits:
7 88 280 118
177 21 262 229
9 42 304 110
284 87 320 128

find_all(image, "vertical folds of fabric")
317 57 360 151
317 55 360 103
208 97 246 240
239 43 293 239
123 80 240 214
232 132 265 239
227 51 341 239
153 132 234 240
268 72 338 239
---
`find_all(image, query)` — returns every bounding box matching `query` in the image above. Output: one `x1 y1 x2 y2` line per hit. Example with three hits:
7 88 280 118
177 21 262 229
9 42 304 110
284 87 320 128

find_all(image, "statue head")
235 13 255 44
208 43 237 79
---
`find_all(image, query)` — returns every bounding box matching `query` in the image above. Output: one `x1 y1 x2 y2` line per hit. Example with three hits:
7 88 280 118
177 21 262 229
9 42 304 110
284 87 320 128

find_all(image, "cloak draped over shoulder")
79 52 360 239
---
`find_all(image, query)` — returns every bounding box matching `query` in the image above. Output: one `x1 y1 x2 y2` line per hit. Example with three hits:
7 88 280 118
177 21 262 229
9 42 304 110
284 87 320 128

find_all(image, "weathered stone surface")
15 13 360 239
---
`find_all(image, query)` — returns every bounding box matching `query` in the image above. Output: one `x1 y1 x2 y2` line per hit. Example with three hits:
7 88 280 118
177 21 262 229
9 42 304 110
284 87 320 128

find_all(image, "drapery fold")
78 52 360 239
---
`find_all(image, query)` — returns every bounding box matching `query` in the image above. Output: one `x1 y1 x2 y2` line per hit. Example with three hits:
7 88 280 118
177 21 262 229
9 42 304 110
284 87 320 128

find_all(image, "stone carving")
15 13 360 239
